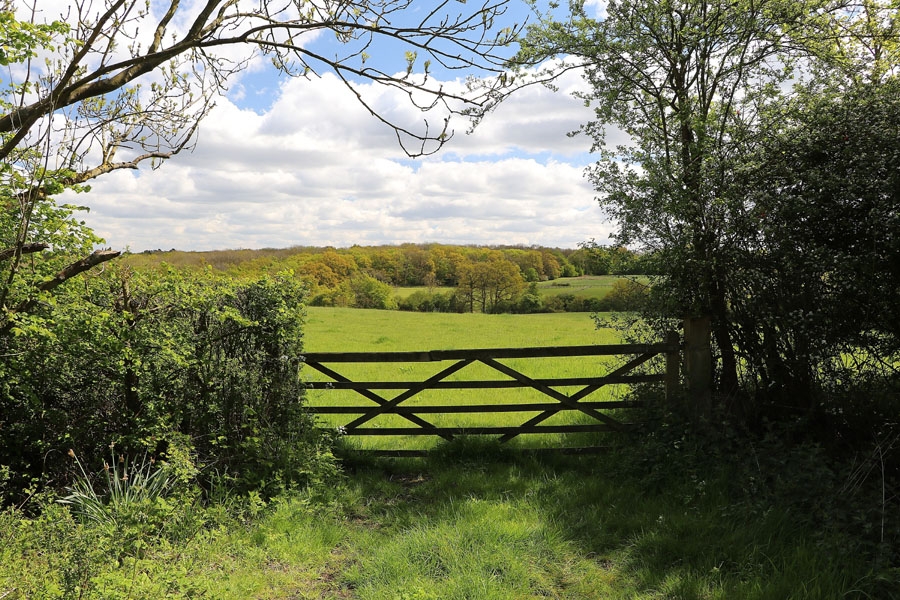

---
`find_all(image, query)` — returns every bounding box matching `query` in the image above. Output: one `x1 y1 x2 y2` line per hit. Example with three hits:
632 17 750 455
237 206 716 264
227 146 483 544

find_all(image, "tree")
514 0 821 399
457 254 524 312
728 77 900 407
515 0 900 416
1 0 520 330
350 272 396 309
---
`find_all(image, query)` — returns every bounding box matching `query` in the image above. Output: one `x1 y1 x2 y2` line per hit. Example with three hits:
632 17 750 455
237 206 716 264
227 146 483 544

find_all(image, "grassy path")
2 441 873 598
191 446 860 599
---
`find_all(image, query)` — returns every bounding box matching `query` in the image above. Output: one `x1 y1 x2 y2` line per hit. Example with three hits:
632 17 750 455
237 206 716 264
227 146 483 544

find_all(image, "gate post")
664 330 680 403
683 316 712 417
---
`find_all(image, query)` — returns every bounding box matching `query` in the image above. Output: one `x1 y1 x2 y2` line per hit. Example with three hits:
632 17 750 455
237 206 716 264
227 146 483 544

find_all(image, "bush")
515 293 545 313
0 266 335 500
599 278 649 312
350 273 396 309
397 290 462 313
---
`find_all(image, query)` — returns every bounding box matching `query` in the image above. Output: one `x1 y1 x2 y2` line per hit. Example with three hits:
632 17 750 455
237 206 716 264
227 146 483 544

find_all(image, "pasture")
534 275 625 299
390 275 629 301
302 308 645 452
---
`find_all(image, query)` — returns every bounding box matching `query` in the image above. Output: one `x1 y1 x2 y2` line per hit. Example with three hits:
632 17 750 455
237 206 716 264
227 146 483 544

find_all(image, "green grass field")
303 308 651 452
391 275 633 301
534 275 625 299
304 307 616 350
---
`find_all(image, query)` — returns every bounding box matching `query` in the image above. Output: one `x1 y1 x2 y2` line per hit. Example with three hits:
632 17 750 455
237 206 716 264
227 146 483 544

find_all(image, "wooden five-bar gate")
302 328 691 455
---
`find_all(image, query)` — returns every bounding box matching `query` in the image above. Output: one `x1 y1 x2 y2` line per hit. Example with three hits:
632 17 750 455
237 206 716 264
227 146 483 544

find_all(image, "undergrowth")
1 400 897 599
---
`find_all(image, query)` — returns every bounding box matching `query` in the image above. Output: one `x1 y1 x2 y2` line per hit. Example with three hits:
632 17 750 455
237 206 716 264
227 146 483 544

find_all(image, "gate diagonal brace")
478 358 625 431
491 352 658 443
304 360 456 441
344 359 474 430
305 359 478 439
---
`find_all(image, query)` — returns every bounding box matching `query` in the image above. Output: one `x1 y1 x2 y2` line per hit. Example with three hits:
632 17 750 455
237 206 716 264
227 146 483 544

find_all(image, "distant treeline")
126 243 649 313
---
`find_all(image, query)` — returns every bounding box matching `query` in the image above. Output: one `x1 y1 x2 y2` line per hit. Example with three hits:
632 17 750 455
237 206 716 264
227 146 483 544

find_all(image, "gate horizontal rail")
302 338 680 450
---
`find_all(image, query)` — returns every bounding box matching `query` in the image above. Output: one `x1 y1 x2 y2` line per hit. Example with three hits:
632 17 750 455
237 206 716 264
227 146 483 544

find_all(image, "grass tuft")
58 449 174 527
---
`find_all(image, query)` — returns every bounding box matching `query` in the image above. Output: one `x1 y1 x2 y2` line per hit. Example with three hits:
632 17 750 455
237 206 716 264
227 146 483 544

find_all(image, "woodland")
124 242 648 313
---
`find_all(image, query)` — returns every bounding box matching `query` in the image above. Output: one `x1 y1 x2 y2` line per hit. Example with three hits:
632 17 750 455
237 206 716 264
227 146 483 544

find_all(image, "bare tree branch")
0 243 49 262
35 249 122 294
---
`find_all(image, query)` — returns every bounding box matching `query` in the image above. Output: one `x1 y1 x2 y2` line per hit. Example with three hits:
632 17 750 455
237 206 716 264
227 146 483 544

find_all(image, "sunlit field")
302 308 652 452
534 275 626 299
391 275 636 301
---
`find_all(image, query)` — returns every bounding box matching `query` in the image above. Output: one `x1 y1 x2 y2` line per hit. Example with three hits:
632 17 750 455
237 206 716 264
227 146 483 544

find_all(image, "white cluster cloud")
71 65 616 251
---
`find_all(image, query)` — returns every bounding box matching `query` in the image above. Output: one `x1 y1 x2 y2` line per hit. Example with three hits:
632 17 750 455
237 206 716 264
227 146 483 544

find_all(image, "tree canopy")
0 0 522 332
513 0 900 415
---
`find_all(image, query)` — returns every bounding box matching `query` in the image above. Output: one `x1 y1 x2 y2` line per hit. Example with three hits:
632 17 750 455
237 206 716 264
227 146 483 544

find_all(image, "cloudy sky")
62 1 616 252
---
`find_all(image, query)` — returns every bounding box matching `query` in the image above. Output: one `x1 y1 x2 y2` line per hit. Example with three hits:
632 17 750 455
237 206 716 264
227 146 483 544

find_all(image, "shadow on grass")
333 435 895 600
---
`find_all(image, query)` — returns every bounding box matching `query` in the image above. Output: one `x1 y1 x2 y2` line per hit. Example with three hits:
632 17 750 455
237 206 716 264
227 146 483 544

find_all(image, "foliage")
0 265 336 499
6 423 895 598
620 400 900 582
456 253 526 313
571 241 649 275
0 486 346 598
726 78 900 410
396 289 464 313
515 0 816 397
58 449 175 528
350 273 397 309
127 245 658 315
514 0 900 422
129 243 596 291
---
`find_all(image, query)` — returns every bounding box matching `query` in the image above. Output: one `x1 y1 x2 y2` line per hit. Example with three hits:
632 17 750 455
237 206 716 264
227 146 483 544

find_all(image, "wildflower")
67 448 76 458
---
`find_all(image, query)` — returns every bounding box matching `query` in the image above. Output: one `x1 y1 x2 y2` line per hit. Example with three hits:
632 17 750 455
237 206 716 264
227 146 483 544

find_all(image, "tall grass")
58 450 173 526
4 437 887 598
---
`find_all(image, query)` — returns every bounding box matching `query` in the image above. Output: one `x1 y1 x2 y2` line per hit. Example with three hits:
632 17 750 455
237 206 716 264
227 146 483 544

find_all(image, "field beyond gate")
302 309 680 455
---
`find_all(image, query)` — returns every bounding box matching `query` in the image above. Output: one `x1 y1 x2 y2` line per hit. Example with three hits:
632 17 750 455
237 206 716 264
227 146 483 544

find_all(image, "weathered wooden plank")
478 356 627 430
497 351 659 442
302 343 677 363
308 400 643 414
304 360 452 440
341 424 633 436
304 374 665 390
343 359 474 429
345 446 614 458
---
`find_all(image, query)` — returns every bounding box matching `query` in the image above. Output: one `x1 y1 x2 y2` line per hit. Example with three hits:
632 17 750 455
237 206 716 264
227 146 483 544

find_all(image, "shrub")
515 293 545 313
0 267 335 500
599 278 649 312
350 273 397 309
397 290 461 313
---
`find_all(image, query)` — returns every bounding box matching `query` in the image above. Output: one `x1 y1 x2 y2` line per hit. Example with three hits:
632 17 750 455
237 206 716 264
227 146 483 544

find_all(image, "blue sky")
66 0 617 252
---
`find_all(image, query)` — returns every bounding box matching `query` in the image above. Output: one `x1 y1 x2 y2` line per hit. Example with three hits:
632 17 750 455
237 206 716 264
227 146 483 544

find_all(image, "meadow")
533 275 627 299
302 308 642 452
390 275 628 302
